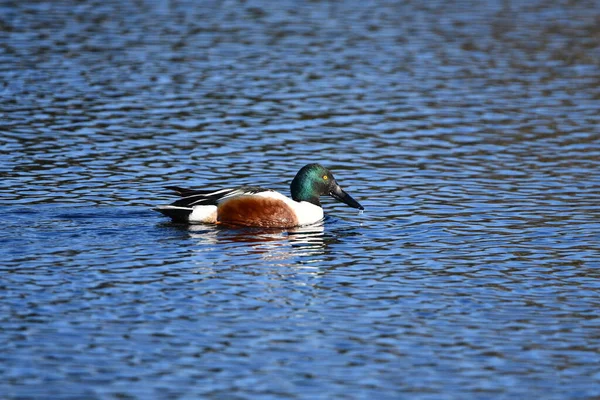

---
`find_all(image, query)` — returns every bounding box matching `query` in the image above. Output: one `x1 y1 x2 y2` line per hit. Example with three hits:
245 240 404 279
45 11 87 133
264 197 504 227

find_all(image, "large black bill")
329 183 364 210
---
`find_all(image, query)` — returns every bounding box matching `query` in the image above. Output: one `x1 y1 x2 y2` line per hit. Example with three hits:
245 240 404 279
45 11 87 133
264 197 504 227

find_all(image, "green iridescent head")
290 163 363 210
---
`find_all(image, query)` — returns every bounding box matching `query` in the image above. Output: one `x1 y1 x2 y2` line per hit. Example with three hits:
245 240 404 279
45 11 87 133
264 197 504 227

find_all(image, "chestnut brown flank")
217 196 299 228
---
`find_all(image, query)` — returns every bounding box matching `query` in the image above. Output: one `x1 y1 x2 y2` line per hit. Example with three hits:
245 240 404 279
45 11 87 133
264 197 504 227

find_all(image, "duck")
154 163 364 228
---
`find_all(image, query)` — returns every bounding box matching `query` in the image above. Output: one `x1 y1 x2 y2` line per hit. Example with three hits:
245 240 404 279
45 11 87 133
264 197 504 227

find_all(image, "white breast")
292 201 324 226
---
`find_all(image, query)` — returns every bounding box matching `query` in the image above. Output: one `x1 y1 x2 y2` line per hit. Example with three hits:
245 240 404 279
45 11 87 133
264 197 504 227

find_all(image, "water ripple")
1 0 599 398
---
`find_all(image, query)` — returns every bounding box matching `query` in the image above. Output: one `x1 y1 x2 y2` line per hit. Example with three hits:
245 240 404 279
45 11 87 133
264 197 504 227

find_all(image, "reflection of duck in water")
154 164 363 228
187 222 329 260
188 221 331 253
184 222 329 266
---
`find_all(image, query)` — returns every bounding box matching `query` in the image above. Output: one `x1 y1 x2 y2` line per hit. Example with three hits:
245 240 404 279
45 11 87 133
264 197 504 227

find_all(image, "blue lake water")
1 0 599 398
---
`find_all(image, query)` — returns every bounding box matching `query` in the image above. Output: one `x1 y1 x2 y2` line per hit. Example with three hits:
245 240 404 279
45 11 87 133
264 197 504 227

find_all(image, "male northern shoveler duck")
154 163 364 228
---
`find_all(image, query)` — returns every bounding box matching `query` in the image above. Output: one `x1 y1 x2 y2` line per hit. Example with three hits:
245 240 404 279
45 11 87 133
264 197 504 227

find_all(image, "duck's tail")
153 205 193 223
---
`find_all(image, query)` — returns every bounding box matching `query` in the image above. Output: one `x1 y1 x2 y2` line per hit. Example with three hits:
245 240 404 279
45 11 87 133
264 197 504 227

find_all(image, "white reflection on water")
186 221 326 263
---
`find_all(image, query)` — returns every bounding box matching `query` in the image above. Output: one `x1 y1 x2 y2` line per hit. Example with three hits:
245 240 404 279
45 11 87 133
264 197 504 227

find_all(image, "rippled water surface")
1 0 599 398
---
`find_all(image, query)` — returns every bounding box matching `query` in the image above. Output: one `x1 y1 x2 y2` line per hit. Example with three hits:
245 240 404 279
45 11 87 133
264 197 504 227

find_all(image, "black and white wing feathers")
166 185 274 207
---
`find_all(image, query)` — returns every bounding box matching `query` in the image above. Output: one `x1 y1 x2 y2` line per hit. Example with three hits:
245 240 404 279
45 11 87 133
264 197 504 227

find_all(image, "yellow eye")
323 175 328 180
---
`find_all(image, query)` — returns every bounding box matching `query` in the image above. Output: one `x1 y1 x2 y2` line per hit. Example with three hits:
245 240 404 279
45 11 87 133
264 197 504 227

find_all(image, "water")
1 0 599 398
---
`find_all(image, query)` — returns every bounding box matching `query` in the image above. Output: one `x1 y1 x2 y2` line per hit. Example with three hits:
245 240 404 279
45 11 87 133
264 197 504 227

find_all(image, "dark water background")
1 0 599 398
